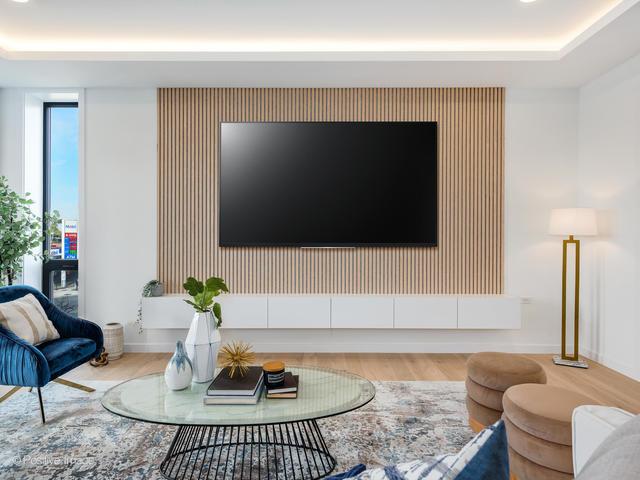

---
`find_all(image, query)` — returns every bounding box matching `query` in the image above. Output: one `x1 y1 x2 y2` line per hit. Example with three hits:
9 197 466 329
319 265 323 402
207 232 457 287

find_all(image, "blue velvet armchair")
0 285 103 423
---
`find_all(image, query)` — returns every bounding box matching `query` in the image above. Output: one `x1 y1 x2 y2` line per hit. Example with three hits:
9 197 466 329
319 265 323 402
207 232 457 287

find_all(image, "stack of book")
203 366 264 405
266 372 299 399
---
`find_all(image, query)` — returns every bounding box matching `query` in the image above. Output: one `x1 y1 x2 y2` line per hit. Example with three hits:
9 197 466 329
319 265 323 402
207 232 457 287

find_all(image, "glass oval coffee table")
102 365 375 480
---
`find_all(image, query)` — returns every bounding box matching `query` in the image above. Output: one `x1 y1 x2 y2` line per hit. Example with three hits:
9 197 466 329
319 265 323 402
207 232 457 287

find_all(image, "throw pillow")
337 420 508 480
0 293 60 345
326 464 367 480
455 420 509 479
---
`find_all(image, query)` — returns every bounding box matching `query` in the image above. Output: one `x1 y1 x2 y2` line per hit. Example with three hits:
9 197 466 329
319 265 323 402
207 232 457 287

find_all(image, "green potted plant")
183 276 229 382
0 176 60 286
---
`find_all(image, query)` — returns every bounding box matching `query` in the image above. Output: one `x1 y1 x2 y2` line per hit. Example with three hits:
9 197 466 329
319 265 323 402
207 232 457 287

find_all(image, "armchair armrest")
0 325 51 387
572 405 635 476
45 305 104 355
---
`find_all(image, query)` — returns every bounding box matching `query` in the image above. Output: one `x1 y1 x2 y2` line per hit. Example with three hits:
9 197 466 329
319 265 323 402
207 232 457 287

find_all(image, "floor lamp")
549 208 597 369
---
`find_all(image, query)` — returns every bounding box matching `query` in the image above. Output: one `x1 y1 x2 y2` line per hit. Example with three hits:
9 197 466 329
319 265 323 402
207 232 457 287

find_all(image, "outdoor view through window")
45 104 79 316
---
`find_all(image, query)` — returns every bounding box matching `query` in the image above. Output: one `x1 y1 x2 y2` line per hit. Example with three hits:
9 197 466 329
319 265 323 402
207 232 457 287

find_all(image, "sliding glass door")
43 102 79 316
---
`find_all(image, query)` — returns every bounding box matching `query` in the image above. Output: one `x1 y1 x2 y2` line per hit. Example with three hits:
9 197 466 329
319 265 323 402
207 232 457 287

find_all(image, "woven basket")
103 322 124 360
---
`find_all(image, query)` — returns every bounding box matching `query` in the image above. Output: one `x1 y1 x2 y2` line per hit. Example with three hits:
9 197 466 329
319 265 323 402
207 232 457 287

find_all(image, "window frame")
42 102 79 301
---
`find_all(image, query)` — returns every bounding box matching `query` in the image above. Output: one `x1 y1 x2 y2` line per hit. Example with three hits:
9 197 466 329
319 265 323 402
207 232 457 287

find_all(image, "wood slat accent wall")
158 88 504 294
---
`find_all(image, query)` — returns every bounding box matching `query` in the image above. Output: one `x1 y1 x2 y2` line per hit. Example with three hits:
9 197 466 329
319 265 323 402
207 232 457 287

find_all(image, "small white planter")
185 311 221 383
103 322 124 360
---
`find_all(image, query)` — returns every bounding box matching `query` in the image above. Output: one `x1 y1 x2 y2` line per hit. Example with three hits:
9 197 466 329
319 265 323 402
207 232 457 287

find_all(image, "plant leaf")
206 277 229 293
201 290 215 309
212 302 222 327
183 277 204 296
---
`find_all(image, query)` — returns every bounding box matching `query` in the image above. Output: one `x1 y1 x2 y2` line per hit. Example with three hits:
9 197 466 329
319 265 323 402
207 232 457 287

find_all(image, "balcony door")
43 102 79 316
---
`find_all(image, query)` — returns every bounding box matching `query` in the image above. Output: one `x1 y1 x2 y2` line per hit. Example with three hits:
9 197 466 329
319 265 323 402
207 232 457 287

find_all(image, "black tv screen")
219 121 438 247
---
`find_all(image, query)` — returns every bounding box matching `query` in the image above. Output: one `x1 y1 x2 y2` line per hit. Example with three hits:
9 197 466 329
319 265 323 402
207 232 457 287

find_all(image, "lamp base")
553 355 589 369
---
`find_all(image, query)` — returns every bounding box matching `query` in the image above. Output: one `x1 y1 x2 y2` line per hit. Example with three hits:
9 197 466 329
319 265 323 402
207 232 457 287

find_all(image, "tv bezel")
218 121 439 248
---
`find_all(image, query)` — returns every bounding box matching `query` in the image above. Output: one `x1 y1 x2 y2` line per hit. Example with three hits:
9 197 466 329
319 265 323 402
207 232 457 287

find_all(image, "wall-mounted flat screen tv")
219 121 438 247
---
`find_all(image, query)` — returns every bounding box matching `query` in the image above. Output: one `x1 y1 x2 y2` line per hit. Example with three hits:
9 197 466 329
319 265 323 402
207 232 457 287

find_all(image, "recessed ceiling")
0 0 635 58
0 0 639 87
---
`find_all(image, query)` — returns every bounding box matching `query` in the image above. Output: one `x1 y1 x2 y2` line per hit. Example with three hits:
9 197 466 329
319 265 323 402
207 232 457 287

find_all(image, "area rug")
0 381 472 479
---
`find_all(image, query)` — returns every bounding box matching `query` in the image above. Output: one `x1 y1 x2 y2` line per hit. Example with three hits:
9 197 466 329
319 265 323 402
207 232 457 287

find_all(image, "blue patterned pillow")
331 421 508 480
326 464 367 479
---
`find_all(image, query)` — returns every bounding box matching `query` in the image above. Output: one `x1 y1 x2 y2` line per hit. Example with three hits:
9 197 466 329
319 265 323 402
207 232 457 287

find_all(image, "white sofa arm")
572 405 634 476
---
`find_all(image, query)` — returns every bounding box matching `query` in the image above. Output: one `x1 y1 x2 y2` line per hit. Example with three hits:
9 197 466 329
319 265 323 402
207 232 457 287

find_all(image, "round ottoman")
465 352 546 432
503 384 598 480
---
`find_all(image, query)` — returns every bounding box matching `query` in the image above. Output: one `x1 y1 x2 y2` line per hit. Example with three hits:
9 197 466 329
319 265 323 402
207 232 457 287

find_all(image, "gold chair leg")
0 386 22 403
52 378 95 393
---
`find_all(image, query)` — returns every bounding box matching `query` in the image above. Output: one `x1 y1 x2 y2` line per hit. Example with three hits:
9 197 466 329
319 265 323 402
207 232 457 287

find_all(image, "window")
43 103 79 316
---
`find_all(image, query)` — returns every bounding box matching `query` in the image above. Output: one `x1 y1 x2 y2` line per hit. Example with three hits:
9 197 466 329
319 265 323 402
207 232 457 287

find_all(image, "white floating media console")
141 295 521 330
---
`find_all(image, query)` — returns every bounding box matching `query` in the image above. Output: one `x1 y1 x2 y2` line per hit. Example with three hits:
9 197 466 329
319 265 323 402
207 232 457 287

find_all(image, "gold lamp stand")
553 235 588 369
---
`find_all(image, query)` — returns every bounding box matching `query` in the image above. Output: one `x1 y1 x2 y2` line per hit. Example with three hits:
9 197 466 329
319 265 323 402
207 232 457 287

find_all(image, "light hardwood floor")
67 353 640 414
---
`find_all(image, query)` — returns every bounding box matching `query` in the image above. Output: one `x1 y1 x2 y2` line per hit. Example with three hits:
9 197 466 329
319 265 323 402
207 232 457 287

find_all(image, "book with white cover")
203 380 264 405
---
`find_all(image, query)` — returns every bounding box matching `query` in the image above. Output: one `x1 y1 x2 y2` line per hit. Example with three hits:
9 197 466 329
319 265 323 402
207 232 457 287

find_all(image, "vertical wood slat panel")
158 88 504 294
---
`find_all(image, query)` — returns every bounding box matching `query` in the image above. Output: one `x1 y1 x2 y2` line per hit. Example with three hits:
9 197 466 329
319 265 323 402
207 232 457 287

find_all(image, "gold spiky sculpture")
219 341 255 378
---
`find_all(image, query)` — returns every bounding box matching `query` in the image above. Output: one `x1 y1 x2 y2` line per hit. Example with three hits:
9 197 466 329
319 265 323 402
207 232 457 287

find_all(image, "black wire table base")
160 420 336 480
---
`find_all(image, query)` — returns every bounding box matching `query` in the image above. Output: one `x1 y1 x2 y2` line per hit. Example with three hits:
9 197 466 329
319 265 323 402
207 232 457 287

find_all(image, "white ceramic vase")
164 340 193 390
185 311 221 383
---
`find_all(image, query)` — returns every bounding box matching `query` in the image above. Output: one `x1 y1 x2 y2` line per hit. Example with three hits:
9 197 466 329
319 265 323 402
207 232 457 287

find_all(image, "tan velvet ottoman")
503 384 598 480
508 447 573 480
465 352 547 432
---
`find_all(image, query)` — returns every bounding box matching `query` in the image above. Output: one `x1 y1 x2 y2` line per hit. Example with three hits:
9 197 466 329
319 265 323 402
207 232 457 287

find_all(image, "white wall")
83 89 158 345
22 93 45 290
504 88 579 353
0 89 24 192
0 90 50 287
1 86 580 354
578 52 640 380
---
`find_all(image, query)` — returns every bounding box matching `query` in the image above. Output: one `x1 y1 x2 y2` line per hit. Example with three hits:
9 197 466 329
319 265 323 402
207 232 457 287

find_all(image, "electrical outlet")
521 297 532 304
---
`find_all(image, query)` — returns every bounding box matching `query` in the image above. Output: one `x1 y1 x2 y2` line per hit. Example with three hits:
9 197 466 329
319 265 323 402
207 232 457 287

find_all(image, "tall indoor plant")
0 176 59 286
183 276 229 382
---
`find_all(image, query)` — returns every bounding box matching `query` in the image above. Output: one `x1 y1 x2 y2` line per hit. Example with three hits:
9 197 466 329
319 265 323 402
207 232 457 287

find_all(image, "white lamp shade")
549 208 598 236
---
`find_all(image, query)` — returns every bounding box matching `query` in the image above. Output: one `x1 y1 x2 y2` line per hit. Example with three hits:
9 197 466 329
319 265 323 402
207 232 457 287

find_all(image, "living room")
1 1 639 479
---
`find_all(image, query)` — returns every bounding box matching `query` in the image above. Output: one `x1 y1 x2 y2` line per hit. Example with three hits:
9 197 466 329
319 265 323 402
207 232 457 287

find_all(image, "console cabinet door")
394 296 458 328
268 296 331 328
218 296 268 329
141 296 193 329
331 296 394 328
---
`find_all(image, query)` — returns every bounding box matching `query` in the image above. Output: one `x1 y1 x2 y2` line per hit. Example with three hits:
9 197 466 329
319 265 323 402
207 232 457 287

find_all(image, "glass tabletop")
101 365 375 426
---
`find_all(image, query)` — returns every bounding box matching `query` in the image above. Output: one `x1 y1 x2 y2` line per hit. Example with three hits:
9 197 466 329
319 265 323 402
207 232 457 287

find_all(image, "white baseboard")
581 348 640 381
125 342 560 354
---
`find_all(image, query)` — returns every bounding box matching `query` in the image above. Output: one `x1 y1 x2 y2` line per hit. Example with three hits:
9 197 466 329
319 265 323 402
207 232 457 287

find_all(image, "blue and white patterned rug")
0 381 472 479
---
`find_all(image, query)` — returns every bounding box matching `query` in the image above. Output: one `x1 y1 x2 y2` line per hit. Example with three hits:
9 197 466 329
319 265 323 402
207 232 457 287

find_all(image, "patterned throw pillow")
0 293 60 345
336 421 508 480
